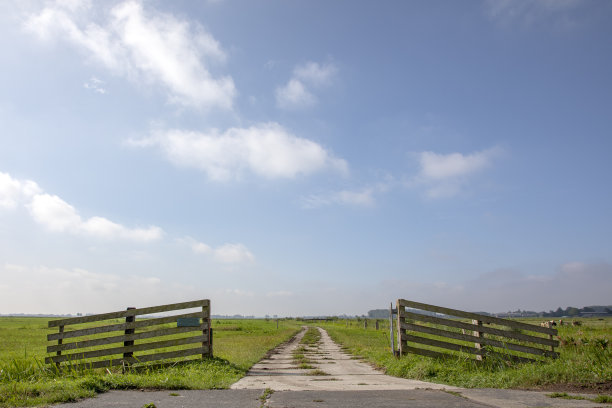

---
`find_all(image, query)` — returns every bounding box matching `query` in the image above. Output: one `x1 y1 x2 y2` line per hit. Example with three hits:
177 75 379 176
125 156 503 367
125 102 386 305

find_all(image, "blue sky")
1 0 611 316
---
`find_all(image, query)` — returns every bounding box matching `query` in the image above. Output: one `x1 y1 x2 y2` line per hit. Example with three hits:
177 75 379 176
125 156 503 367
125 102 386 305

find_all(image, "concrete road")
53 388 604 408
54 327 604 407
231 327 459 391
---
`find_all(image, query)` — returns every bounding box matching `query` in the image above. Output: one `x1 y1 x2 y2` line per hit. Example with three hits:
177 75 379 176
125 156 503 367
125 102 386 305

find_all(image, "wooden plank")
402 311 559 347
49 300 209 327
402 322 559 358
401 333 536 363
48 312 203 341
402 345 451 360
398 299 556 335
46 335 207 364
57 346 209 370
403 333 481 355
48 324 209 352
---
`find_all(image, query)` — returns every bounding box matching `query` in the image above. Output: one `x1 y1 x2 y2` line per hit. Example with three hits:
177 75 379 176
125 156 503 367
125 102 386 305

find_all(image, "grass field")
0 317 301 407
320 317 611 394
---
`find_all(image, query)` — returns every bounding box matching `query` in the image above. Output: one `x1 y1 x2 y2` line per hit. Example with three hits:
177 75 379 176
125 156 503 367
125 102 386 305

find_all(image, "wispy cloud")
413 147 502 198
127 122 348 181
24 0 235 110
182 237 255 264
83 77 107 94
276 61 337 110
1 171 162 242
484 0 584 28
276 79 315 109
301 180 391 209
0 263 194 314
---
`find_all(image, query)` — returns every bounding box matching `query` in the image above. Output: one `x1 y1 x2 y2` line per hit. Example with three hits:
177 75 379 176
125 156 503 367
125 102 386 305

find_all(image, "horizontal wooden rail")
401 322 558 358
396 299 558 363
399 299 557 335
402 312 559 347
61 346 210 370
48 312 204 341
47 299 212 369
401 333 536 364
46 335 208 364
48 324 208 353
49 300 209 327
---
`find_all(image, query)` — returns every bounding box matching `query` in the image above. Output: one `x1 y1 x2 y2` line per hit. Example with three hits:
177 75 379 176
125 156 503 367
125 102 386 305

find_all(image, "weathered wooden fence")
46 299 211 369
396 299 558 363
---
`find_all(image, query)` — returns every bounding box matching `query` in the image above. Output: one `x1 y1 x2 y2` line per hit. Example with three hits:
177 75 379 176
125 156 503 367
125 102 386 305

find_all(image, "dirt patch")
521 381 612 395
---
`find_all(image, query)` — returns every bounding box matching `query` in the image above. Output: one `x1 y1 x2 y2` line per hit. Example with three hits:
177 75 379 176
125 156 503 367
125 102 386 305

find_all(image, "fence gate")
46 299 211 369
396 299 558 363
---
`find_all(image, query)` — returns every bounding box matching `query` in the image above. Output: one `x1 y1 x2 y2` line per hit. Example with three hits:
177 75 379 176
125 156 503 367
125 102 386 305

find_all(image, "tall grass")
320 318 611 390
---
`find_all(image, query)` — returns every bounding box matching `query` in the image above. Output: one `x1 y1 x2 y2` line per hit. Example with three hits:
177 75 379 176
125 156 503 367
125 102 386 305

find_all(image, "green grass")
320 317 612 391
0 317 300 407
300 326 321 346
547 392 612 404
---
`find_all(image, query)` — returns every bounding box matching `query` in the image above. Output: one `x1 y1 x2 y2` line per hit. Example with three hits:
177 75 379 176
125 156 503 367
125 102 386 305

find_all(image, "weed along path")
231 326 463 391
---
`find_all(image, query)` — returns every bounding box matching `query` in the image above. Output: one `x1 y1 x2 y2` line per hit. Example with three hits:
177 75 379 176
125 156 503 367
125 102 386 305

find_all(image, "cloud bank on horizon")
0 0 610 315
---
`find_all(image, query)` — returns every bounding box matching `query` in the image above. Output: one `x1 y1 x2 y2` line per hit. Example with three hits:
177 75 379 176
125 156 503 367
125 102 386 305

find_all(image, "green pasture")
320 317 611 391
0 317 301 407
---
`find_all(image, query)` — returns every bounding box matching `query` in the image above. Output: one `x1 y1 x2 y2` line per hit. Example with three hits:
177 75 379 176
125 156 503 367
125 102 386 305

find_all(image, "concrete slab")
267 389 492 408
459 388 605 408
231 327 461 392
53 389 262 408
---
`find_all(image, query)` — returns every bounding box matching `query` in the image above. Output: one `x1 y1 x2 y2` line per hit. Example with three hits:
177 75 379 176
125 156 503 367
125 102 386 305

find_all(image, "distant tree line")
541 305 612 317
367 305 612 319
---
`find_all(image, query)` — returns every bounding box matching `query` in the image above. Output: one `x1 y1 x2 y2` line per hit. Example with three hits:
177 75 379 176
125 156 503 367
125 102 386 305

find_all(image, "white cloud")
24 0 235 110
182 237 254 264
275 79 315 109
276 60 337 110
415 147 501 198
213 243 254 264
0 263 195 314
1 171 162 242
302 188 375 209
301 178 392 209
28 193 163 241
128 122 348 181
293 61 337 86
266 290 293 297
485 0 583 28
0 172 41 209
83 77 106 94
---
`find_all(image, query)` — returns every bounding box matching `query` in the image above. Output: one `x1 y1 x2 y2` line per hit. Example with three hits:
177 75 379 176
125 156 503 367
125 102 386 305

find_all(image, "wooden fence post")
389 302 396 357
56 325 64 371
396 300 405 356
548 322 555 354
472 319 483 361
364 319 367 329
123 307 136 371
203 303 212 357
375 320 379 330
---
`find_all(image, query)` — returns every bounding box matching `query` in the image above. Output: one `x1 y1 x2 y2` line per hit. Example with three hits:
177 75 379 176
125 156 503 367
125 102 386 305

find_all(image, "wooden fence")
396 299 558 363
46 299 211 370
